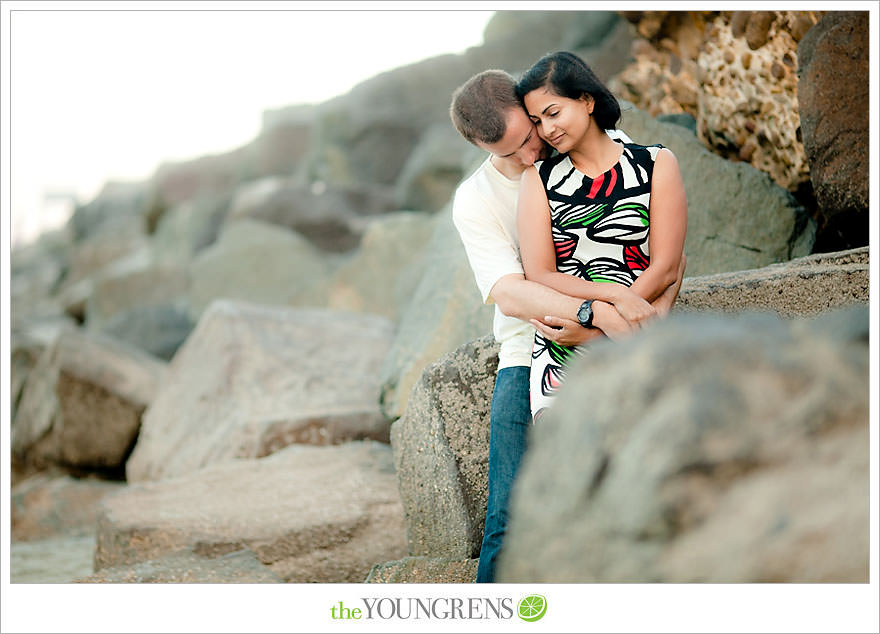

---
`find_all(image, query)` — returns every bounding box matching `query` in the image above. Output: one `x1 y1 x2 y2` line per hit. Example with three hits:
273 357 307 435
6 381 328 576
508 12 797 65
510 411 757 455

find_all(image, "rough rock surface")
11 473 125 541
79 549 282 583
676 246 868 317
617 101 815 276
99 442 408 583
12 327 165 475
391 335 499 558
126 300 394 482
498 307 869 582
379 205 494 420
365 557 478 584
797 11 869 252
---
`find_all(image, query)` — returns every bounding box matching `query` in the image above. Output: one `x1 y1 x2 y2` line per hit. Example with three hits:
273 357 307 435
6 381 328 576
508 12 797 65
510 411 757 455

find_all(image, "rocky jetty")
9 10 870 584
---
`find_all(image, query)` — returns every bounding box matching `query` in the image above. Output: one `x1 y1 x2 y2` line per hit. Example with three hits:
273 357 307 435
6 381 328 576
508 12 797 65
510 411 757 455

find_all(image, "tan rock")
78 549 282 583
366 557 478 583
12 327 165 474
11 473 124 541
126 300 394 482
98 442 408 583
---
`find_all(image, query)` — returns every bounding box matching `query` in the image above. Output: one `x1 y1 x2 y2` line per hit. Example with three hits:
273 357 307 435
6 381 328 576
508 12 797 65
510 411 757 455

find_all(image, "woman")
515 51 688 421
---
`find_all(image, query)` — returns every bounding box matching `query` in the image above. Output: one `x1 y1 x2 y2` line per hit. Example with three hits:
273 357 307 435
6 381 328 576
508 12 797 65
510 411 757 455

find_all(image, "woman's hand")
610 286 657 327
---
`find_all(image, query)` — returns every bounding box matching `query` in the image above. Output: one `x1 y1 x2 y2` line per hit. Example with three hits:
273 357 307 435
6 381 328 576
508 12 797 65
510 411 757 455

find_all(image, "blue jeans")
476 365 531 583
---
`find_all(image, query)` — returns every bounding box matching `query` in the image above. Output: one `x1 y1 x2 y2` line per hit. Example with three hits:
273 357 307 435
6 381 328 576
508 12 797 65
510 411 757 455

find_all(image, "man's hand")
591 300 637 341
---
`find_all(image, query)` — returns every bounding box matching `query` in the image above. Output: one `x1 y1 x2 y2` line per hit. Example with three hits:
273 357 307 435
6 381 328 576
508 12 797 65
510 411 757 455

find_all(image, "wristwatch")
576 300 595 328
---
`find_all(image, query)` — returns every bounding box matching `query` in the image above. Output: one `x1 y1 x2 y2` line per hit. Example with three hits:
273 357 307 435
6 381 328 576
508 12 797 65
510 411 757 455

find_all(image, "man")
448 69 684 582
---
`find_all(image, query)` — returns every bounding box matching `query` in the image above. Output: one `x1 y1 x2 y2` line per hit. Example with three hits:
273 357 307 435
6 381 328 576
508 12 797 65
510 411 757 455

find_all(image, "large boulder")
99 442 408 583
68 180 151 241
797 11 869 252
379 205 495 420
10 535 97 584
391 335 499 558
187 218 334 321
12 327 165 476
676 246 869 317
227 177 399 252
498 307 869 582
150 196 231 265
326 211 436 321
126 300 394 483
617 101 815 276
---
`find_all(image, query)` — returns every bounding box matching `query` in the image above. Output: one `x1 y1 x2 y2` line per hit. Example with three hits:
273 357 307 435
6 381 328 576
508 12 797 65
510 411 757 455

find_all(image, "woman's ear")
581 93 595 115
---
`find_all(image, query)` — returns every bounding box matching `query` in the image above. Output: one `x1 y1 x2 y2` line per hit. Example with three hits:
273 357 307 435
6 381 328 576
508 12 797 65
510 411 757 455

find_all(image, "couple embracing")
449 51 688 582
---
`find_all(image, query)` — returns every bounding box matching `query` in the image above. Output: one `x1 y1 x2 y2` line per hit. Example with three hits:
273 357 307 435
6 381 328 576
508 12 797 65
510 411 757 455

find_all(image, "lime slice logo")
517 594 547 622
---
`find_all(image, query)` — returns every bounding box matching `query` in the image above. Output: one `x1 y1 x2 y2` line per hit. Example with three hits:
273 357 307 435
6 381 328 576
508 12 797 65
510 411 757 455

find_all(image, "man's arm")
528 254 686 346
491 274 633 345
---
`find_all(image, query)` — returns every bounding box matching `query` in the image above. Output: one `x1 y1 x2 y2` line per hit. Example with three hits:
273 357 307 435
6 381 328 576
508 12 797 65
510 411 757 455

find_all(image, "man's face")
477 107 551 169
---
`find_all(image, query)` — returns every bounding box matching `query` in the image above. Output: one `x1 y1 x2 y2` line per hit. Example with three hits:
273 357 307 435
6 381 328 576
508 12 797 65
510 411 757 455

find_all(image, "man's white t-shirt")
452 129 634 371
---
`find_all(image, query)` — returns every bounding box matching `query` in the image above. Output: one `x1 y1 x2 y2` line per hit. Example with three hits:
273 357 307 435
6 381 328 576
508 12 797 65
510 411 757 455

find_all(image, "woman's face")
523 85 594 153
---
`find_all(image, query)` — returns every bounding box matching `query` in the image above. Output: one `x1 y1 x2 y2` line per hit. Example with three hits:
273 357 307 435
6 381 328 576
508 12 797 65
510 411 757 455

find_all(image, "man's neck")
490 154 528 181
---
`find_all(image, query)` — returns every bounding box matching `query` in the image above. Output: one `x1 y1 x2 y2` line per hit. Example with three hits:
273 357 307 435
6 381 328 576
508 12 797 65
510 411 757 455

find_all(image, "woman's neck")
568 125 623 178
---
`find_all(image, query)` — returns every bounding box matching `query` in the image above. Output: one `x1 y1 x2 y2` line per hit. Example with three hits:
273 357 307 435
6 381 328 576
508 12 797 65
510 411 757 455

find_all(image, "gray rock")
150 196 231 265
379 206 494 420
797 11 869 251
98 442 408 583
12 327 165 475
365 557 478 583
326 211 435 321
187 218 335 321
10 535 97 584
68 180 150 242
78 549 282 583
391 335 499 559
616 100 816 276
498 307 869 582
99 303 195 361
60 215 150 287
395 124 470 213
227 177 399 252
126 300 394 482
11 473 124 541
676 246 869 317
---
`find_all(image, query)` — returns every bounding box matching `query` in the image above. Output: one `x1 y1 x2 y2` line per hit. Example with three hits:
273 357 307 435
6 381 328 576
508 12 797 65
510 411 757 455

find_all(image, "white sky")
6 4 495 246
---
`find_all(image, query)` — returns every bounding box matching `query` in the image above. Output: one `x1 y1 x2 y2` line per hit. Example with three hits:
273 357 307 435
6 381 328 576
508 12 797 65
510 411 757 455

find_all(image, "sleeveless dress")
529 142 664 422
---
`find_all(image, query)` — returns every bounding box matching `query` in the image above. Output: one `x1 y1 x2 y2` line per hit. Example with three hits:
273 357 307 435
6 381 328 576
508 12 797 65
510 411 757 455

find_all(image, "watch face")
578 303 593 326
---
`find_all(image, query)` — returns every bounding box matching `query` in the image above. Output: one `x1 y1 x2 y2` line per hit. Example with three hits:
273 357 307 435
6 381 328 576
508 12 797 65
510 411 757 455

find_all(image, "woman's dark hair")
515 51 621 130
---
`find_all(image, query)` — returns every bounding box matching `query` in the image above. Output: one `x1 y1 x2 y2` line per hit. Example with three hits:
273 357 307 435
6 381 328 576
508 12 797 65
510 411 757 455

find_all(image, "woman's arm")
628 148 688 303
517 166 656 324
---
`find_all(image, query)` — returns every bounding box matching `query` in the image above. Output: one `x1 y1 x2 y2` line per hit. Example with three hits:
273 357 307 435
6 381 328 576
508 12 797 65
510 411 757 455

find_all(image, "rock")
498 307 869 582
99 303 195 361
98 442 408 583
126 300 394 482
676 246 868 317
9 535 97 583
391 335 499 558
150 196 231 265
617 100 815 276
60 215 150 287
12 327 165 476
797 11 869 252
395 124 469 213
187 218 335 321
79 549 282 583
85 258 189 330
227 177 399 252
378 205 494 420
68 180 150 241
326 212 435 321
365 557 478 583
11 473 124 541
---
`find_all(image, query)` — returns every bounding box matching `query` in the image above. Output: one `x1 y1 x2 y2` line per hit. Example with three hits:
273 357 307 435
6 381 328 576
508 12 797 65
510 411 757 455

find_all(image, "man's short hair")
449 70 521 146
